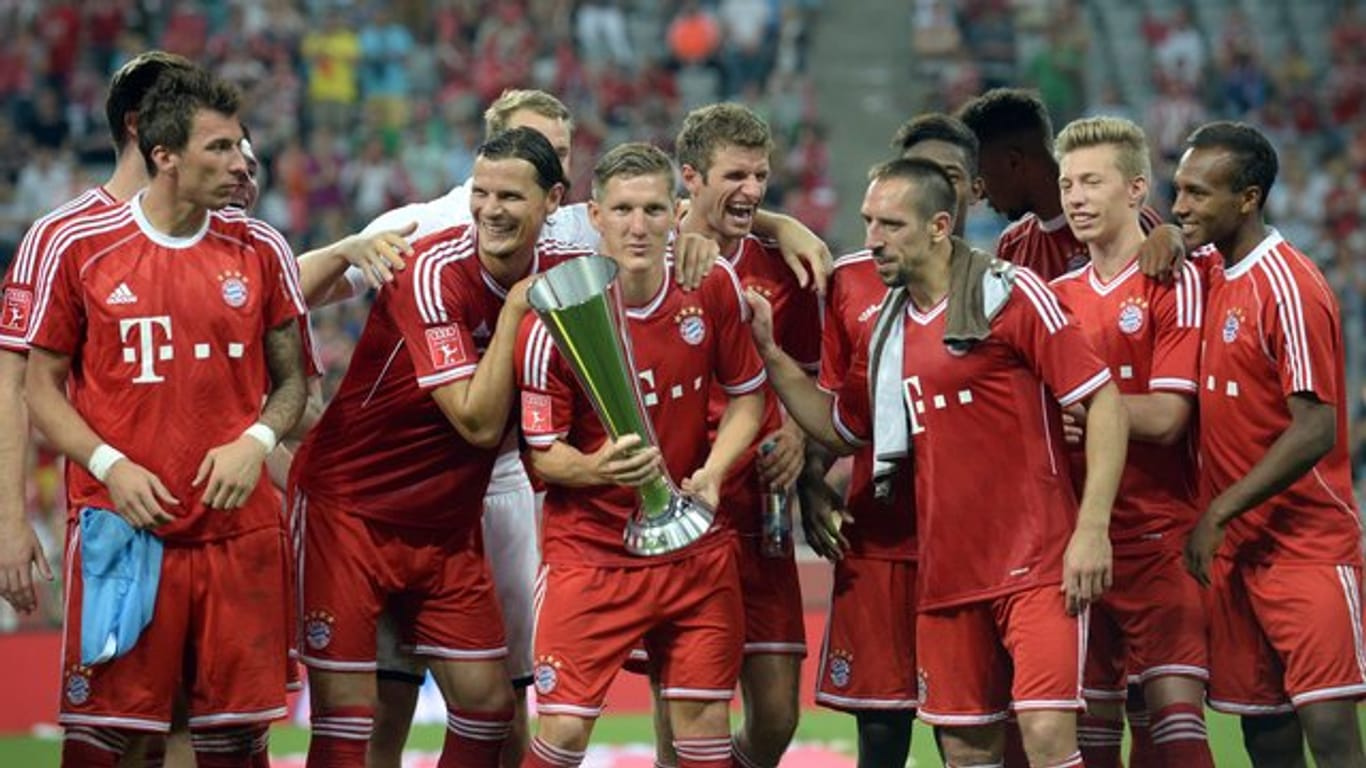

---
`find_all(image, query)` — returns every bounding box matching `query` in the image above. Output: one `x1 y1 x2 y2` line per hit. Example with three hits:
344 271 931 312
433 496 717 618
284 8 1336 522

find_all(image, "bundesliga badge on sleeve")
528 255 714 556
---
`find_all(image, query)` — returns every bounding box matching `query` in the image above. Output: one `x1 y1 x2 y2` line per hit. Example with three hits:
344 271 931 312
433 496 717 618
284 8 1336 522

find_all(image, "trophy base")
624 494 715 556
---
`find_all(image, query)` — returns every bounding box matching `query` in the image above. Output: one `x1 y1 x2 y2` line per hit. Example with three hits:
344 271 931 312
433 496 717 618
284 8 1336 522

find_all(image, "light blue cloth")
79 507 162 665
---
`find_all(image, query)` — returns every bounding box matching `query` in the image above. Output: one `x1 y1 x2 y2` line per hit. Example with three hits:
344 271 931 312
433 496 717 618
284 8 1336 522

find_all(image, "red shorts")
1207 558 1366 714
815 557 918 712
916 585 1084 726
736 530 806 655
1083 546 1208 701
532 540 743 718
297 493 506 671
59 524 289 732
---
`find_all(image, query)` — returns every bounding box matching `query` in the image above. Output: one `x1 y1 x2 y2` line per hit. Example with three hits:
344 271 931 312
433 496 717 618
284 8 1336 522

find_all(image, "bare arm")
0 351 51 613
26 347 178 528
683 391 764 507
746 289 854 455
1063 381 1128 614
1187 393 1337 585
752 209 833 294
296 223 414 307
1122 391 1192 445
529 435 662 489
258 320 310 438
430 281 532 448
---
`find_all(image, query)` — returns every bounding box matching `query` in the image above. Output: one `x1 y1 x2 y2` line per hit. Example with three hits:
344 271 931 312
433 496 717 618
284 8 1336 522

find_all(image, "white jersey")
361 181 598 495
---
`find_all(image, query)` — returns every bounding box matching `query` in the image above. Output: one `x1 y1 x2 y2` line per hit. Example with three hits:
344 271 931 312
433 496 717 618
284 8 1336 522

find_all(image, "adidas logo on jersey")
106 283 138 305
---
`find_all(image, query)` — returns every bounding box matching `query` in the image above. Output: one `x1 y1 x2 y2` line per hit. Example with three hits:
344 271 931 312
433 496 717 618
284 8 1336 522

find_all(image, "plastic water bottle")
759 441 793 558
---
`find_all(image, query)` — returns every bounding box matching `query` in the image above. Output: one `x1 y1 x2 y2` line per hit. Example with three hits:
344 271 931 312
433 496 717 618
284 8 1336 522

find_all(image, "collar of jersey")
130 191 211 249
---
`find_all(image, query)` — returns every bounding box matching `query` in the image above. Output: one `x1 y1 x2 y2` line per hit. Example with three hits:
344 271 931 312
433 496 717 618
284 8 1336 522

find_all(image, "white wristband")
243 422 278 453
88 444 126 484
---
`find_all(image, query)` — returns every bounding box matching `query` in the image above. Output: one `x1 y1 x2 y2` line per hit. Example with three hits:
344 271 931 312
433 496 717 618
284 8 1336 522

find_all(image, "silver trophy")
527 255 715 556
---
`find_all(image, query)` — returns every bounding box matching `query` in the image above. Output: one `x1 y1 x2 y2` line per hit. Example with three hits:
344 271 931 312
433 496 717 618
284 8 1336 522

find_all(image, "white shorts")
375 480 541 685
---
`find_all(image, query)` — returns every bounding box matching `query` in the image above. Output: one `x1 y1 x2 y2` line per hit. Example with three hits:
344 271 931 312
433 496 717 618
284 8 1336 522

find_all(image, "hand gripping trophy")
527 255 714 555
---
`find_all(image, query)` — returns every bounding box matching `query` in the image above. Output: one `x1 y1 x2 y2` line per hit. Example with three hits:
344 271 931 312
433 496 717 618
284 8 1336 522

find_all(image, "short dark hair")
478 126 570 192
892 113 980 175
592 143 677 202
675 102 772 177
106 51 197 152
956 88 1053 152
869 157 957 222
1185 121 1279 208
137 68 242 176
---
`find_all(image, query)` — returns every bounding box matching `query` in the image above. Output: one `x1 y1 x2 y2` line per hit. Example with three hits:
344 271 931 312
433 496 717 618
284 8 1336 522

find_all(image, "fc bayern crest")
65 667 92 706
679 315 706 345
1222 308 1243 343
219 271 250 308
533 661 559 695
1117 302 1145 335
304 610 334 650
675 306 707 346
827 650 853 689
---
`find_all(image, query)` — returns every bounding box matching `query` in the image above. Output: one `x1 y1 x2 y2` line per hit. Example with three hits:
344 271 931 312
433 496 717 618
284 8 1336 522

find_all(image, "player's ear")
544 182 565 213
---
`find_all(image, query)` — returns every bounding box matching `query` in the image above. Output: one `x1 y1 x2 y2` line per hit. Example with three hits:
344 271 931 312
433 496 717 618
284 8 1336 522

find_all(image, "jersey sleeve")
247 219 307 327
1147 262 1202 393
25 235 84 356
708 260 766 395
396 252 479 390
831 323 872 446
516 313 575 448
1265 263 1341 404
817 271 850 392
1008 268 1112 407
0 222 52 351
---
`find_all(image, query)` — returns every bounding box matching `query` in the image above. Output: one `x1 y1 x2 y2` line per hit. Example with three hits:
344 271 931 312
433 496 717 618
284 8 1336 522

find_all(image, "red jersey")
28 196 307 543
1 186 116 352
1051 258 1204 553
293 226 589 530
818 250 914 561
997 208 1165 281
709 234 821 534
1199 230 1361 565
519 258 766 567
832 268 1111 610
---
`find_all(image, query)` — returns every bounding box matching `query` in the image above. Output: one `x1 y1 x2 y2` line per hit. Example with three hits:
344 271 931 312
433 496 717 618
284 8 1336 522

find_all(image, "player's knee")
668 699 731 738
309 668 376 708
937 724 1000 766
747 703 798 751
854 710 914 764
535 714 593 753
1016 711 1076 763
1298 701 1366 761
1240 712 1305 763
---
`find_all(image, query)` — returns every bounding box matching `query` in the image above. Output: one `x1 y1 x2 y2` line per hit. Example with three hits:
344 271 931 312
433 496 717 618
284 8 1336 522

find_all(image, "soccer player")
807 113 981 768
1178 121 1366 767
354 88 831 768
291 127 589 768
956 88 1169 281
670 102 821 768
1049 116 1214 767
750 157 1128 768
517 141 764 768
24 68 309 767
0 50 195 622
